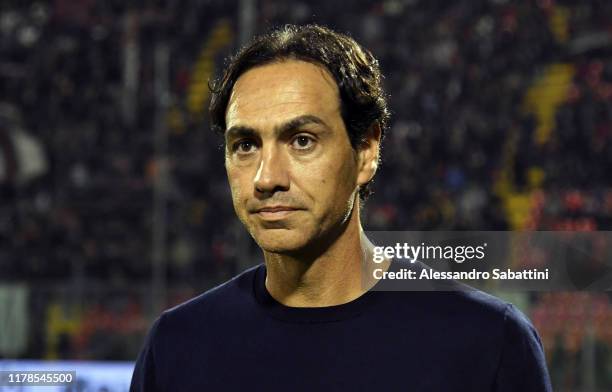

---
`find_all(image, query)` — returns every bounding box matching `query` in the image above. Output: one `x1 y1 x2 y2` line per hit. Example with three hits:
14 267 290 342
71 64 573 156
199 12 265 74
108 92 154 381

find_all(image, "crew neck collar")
252 263 382 323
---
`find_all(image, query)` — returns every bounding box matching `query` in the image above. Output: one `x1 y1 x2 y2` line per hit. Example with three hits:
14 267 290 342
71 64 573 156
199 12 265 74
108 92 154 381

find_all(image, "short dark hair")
209 24 390 200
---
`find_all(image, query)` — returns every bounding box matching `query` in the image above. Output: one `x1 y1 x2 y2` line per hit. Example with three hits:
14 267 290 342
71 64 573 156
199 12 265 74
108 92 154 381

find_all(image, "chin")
252 229 313 254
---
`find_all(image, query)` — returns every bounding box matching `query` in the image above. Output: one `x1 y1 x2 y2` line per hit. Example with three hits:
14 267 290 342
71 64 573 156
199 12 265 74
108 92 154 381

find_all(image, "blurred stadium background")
0 0 611 390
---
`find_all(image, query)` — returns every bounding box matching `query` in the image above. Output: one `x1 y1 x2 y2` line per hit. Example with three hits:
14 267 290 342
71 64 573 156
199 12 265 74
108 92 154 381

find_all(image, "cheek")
336 154 359 190
228 177 252 226
310 154 358 201
230 181 242 206
226 167 248 207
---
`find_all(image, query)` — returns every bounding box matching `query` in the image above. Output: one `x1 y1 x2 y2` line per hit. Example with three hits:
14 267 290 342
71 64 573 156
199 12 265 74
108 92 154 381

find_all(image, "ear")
356 121 382 187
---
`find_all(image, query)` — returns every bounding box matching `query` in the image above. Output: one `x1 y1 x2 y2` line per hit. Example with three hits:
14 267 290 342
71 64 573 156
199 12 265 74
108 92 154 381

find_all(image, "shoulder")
378 260 511 322
384 260 521 326
400 288 514 334
441 287 511 318
156 264 261 330
412 291 551 390
131 265 263 390
435 289 540 343
375 266 535 346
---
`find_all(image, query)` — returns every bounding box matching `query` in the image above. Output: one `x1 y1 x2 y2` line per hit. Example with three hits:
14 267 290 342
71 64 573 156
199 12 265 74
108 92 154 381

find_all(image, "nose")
254 144 290 196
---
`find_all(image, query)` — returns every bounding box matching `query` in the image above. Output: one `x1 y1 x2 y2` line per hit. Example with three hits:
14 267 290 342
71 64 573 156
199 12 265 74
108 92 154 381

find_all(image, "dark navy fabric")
131 263 552 391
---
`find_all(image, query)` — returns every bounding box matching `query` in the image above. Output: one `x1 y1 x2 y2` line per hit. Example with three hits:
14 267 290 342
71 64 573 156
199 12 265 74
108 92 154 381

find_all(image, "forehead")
225 60 342 130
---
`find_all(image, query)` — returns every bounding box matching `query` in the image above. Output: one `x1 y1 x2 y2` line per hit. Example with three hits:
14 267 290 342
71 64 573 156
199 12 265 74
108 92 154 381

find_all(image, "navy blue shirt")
131 263 552 391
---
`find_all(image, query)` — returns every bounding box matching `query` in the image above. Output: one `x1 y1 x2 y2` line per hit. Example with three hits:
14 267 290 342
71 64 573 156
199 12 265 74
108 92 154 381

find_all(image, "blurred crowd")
2 0 612 281
0 0 611 389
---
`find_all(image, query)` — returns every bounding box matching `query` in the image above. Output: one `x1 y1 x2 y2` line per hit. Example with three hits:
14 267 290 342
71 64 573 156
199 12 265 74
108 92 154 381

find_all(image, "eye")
232 139 258 155
291 134 315 150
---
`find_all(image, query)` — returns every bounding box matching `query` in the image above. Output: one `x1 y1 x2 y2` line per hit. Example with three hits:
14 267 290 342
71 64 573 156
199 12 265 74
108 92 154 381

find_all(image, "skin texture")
225 60 384 307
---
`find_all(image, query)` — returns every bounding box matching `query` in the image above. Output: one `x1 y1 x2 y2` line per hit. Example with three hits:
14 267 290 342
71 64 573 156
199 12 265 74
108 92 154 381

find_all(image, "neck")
263 201 385 307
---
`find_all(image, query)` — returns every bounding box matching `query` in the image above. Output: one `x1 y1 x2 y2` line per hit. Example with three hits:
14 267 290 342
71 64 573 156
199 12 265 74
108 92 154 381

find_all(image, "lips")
253 206 302 220
257 206 298 213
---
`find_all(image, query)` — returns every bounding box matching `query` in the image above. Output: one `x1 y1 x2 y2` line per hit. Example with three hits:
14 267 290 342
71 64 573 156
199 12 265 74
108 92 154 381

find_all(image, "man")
131 24 552 391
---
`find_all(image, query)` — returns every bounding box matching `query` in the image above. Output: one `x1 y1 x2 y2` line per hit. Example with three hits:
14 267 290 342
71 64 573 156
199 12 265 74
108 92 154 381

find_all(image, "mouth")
253 206 302 220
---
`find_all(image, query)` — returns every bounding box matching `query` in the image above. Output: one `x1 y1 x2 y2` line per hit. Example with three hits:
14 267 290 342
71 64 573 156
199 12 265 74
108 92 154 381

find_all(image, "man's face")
224 60 371 254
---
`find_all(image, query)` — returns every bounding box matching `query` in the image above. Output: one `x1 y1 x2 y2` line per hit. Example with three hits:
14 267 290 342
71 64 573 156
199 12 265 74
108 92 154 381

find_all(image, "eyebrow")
225 115 331 141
